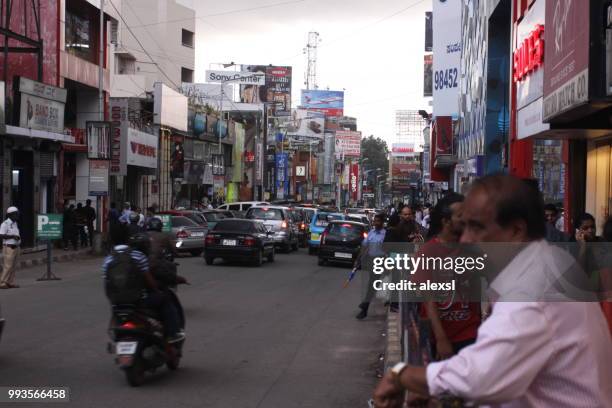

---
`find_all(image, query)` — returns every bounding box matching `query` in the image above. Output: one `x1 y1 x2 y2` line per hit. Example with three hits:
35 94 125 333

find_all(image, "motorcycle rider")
102 233 184 343
146 218 188 288
127 212 144 237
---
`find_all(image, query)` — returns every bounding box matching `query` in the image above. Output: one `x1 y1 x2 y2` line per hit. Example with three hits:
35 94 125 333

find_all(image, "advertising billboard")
434 116 453 155
334 130 362 158
154 82 188 131
181 82 233 108
300 90 344 117
285 109 325 139
127 128 157 169
432 0 462 117
276 153 289 199
18 77 67 133
350 163 359 201
240 65 292 115
391 143 416 157
542 0 590 121
205 70 265 86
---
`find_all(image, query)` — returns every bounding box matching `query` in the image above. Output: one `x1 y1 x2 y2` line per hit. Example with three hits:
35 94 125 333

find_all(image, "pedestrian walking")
354 213 387 320
84 199 96 247
0 207 21 289
75 203 87 248
63 204 78 250
373 174 612 407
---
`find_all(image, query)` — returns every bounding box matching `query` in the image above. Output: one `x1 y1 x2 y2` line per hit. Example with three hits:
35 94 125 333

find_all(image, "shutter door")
40 152 55 178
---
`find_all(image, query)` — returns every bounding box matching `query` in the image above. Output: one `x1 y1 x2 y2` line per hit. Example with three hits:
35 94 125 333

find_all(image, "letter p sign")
38 215 49 231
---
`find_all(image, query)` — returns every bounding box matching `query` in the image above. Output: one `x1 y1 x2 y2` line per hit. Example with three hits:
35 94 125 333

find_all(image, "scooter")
107 297 185 387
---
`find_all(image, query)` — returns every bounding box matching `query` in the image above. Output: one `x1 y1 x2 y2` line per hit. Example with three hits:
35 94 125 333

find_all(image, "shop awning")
5 125 75 144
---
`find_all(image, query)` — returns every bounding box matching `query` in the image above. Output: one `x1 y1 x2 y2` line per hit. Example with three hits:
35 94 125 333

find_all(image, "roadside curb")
1 249 94 272
384 309 402 371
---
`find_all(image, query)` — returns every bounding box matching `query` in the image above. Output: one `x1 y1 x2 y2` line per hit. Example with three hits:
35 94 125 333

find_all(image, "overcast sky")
193 0 431 146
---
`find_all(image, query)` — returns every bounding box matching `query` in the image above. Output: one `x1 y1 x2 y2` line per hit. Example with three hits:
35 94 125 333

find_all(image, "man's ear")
512 219 529 240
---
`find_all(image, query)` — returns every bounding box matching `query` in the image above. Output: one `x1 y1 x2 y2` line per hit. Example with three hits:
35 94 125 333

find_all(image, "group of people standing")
369 174 611 407
62 200 96 250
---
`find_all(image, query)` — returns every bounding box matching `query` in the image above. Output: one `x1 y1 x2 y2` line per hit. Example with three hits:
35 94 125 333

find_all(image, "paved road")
0 249 385 408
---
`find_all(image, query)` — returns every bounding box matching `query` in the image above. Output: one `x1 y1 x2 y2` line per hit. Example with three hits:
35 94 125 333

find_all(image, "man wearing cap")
0 207 21 289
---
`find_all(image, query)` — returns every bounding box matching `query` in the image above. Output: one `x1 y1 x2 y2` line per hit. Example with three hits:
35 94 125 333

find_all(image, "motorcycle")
107 292 185 387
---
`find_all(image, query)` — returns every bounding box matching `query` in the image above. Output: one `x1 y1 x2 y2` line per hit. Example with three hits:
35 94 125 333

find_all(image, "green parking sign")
155 215 172 233
37 214 63 240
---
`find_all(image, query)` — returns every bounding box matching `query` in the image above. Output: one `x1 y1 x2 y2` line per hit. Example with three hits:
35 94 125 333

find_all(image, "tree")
361 135 389 174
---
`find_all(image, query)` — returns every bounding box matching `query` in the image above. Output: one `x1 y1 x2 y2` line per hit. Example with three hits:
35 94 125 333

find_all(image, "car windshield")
187 213 207 225
327 223 364 240
247 208 284 220
171 216 198 228
203 212 225 222
213 220 255 232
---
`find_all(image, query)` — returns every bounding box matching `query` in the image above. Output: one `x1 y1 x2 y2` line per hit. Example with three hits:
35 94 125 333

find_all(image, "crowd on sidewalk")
364 174 611 408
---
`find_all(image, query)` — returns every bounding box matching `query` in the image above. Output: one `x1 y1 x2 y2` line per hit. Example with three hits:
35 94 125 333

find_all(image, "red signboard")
434 116 453 155
513 24 544 83
542 0 590 121
245 151 255 162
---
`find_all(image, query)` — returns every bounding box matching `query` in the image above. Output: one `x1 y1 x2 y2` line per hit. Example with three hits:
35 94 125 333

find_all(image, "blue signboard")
275 153 289 198
300 90 344 116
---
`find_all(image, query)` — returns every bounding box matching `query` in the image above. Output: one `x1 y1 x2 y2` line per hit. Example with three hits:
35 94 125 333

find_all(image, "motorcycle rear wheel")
125 359 146 387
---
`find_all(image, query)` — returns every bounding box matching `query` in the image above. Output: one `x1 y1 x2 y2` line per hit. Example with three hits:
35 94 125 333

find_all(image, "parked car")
245 206 299 252
169 215 208 256
158 210 208 228
199 210 227 229
218 210 238 218
204 219 275 266
318 220 369 267
308 212 345 255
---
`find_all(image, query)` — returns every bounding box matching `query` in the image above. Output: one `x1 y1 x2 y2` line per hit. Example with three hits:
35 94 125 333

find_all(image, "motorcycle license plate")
116 341 138 355
335 252 353 259
222 239 237 246
311 233 320 241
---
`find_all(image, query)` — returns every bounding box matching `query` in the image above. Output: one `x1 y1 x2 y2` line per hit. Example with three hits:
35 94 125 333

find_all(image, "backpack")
104 250 146 305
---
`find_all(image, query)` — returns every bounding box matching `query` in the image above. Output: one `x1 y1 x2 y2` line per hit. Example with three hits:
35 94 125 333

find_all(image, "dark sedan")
318 221 369 267
204 219 275 266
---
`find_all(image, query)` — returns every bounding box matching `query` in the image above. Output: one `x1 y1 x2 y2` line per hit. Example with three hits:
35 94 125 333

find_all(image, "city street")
0 250 384 408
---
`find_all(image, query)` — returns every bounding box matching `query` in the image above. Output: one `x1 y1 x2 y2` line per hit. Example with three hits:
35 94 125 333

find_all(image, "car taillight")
363 232 368 239
176 230 190 239
205 235 216 245
300 222 305 230
281 221 288 229
244 237 256 246
321 231 328 245
121 322 137 329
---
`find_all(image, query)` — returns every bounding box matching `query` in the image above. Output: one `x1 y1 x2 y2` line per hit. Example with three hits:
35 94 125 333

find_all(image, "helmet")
129 212 140 224
147 217 163 232
128 233 151 255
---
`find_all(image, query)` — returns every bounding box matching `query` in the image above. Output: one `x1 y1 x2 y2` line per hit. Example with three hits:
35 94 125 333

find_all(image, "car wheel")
253 249 264 267
189 249 203 257
205 256 214 265
308 246 316 255
267 247 275 262
318 257 327 266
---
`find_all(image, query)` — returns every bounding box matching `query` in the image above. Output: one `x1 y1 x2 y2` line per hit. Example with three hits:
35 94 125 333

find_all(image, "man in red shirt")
415 193 481 359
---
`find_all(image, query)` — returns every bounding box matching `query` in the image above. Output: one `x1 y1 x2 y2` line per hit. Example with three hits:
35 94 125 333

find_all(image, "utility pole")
304 32 320 90
97 0 105 235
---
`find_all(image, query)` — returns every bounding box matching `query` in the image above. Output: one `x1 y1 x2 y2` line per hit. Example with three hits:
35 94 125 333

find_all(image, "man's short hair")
575 213 595 228
544 203 558 214
428 193 464 238
471 174 546 239
374 213 386 222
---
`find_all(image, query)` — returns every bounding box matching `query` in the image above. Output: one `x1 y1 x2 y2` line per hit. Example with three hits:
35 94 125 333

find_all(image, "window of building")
65 10 94 63
182 29 194 48
182 67 194 83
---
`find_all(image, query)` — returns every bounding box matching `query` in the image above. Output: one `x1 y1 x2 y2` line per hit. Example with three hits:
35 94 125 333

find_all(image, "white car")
217 202 270 214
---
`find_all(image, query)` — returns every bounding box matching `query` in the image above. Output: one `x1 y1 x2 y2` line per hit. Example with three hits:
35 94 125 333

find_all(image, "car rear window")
187 213 207 225
203 212 225 222
247 208 284 220
315 213 343 226
327 223 364 239
171 216 198 228
213 220 255 232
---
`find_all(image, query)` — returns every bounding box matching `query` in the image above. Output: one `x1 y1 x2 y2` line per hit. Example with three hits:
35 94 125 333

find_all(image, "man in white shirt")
373 175 612 408
0 207 21 289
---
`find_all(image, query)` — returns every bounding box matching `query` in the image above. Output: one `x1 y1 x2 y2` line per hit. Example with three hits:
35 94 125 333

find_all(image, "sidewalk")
0 247 94 272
